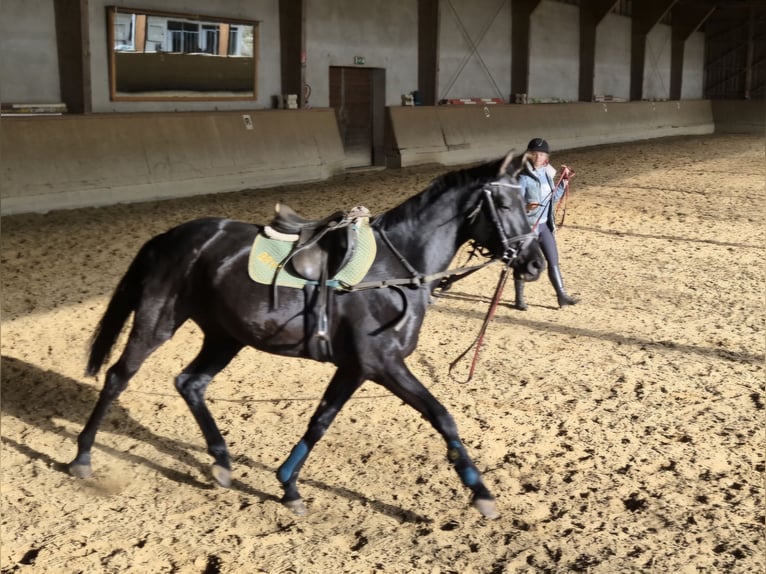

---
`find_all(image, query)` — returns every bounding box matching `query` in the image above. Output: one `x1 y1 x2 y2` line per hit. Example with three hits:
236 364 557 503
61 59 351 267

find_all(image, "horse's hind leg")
174 336 242 487
69 322 170 478
375 360 499 519
277 366 363 514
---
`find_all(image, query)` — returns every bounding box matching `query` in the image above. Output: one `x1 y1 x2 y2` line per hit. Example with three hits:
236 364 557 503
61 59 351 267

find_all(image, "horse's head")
466 151 545 281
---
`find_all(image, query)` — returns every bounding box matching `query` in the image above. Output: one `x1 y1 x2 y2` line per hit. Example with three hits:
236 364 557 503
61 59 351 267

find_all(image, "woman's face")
530 151 549 169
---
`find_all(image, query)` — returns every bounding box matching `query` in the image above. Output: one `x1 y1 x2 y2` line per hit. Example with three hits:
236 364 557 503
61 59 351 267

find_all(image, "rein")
339 178 535 369
338 255 497 292
337 243 499 333
336 234 500 333
338 180 534 294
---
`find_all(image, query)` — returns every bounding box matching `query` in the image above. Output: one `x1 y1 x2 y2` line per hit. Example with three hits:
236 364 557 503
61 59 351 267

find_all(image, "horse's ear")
510 152 532 179
498 149 515 176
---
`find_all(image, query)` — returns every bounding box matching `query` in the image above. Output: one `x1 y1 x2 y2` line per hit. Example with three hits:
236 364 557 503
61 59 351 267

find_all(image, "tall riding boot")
549 265 579 308
513 279 528 311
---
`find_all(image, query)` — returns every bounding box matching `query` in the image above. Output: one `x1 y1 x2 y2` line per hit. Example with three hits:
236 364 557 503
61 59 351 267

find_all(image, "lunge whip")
448 263 511 383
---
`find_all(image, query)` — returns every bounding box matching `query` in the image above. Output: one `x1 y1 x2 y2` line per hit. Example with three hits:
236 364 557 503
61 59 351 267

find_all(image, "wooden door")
329 66 385 168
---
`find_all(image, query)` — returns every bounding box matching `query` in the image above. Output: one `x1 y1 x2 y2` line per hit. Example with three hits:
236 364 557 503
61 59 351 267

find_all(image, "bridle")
467 177 537 266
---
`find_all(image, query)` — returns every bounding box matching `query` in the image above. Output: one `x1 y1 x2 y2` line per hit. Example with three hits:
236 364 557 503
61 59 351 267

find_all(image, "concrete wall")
0 1 728 217
682 33 705 100
3 99 756 215
305 0 417 107
0 0 60 104
593 13 704 102
0 0 281 111
594 14 631 100
0 109 345 215
386 100 715 167
437 0 511 102
528 1 580 102
2 0 420 111
1 0 710 112
644 25 672 100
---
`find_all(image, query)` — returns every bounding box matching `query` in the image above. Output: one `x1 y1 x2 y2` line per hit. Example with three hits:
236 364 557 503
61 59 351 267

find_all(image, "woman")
513 137 578 310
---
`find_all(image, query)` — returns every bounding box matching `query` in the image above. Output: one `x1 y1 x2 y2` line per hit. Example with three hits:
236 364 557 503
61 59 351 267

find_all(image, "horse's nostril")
526 257 546 277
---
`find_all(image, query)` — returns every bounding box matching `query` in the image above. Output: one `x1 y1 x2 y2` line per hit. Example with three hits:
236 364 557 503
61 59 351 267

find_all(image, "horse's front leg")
277 367 363 514
376 360 499 519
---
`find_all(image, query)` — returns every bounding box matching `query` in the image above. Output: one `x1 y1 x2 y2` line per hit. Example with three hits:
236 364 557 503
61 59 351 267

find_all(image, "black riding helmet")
526 138 549 154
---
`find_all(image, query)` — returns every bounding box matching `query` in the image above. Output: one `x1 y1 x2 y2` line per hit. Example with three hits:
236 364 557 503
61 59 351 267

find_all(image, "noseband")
469 179 536 266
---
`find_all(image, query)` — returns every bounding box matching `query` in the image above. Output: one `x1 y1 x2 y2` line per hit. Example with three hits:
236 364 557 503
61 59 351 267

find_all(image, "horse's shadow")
0 356 429 523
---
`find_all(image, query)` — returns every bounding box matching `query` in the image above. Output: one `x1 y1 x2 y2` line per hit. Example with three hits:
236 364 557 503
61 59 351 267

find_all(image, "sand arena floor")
1 133 764 573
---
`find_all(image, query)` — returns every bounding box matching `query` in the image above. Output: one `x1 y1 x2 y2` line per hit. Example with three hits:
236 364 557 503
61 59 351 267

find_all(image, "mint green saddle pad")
248 219 377 288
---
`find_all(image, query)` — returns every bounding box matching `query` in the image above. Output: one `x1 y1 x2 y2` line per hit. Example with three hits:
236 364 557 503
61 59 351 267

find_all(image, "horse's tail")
86 244 153 377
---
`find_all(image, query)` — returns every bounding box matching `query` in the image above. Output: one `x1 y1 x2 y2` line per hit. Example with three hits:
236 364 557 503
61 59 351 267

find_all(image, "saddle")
264 202 368 281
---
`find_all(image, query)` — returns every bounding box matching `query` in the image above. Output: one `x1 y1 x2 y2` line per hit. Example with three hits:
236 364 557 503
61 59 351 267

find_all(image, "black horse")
69 151 545 518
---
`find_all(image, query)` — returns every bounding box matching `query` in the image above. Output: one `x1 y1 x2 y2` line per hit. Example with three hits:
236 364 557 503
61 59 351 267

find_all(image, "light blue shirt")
518 164 566 232
534 167 553 226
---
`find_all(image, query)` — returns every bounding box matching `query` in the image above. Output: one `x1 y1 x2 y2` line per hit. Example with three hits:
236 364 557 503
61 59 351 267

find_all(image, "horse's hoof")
212 464 232 488
69 462 93 479
284 498 308 516
473 498 500 519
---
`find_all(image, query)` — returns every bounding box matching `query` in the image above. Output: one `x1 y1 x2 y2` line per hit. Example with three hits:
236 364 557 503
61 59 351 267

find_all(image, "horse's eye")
496 193 513 210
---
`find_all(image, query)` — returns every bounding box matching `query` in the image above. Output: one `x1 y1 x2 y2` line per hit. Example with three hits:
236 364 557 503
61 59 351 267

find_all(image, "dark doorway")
329 66 385 168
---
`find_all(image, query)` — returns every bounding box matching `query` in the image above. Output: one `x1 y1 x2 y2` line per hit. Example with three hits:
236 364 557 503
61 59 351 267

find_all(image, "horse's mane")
375 157 505 227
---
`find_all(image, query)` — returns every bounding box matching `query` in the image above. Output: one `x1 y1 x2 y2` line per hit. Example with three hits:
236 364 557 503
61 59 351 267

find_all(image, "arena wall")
385 100 716 167
711 100 765 134
0 109 345 215
2 100 758 216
